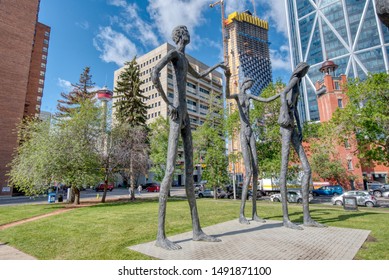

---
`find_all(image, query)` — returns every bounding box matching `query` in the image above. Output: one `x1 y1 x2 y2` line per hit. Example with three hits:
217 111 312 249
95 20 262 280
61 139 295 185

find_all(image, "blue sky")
39 0 291 113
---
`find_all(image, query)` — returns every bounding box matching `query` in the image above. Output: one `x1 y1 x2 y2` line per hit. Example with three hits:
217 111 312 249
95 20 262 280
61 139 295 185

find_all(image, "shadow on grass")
264 208 379 225
88 197 186 209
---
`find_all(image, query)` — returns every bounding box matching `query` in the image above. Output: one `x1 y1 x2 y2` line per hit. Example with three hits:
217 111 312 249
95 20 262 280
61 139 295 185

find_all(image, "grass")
0 203 65 225
0 198 388 259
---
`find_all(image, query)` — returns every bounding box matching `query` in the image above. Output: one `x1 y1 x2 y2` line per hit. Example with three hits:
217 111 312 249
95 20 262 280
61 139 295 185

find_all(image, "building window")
337 99 343 108
43 47 48 53
38 87 43 93
42 55 47 60
39 79 44 85
334 81 340 90
187 82 196 89
43 39 49 45
37 96 42 102
40 71 45 77
199 87 209 94
347 159 353 170
44 31 50 37
344 139 350 149
41 63 46 68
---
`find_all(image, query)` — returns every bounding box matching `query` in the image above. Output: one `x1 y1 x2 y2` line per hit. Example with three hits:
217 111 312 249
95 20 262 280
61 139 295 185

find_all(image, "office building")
0 0 50 195
113 43 223 185
224 10 272 182
286 0 389 122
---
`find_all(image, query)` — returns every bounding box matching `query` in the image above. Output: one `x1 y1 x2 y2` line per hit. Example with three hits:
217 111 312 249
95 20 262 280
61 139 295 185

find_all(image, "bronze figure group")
152 26 323 250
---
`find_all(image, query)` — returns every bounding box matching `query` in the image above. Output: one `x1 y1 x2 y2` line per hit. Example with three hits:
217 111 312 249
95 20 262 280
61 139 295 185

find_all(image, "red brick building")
314 60 388 189
0 0 50 195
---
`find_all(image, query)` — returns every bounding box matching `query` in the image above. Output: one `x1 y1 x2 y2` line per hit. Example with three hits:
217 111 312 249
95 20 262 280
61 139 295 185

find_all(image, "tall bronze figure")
151 25 224 250
224 69 280 224
278 62 324 229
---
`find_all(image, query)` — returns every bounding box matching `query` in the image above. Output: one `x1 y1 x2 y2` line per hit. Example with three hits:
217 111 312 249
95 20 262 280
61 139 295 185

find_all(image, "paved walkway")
0 243 36 260
129 219 370 260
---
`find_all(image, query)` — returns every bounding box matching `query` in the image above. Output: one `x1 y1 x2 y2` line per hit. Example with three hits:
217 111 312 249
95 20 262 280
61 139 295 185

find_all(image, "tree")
114 57 148 126
305 122 356 185
8 100 103 204
110 124 149 201
332 73 389 165
57 66 96 117
193 93 229 198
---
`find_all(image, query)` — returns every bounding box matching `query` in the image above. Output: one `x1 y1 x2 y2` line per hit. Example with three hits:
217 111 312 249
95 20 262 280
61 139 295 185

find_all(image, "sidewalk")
0 243 36 260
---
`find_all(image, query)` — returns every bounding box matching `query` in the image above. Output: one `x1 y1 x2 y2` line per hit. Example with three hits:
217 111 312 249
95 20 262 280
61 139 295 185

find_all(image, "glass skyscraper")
286 0 389 122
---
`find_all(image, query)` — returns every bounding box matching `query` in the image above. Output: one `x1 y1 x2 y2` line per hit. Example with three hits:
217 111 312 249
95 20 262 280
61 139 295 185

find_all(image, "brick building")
315 60 388 189
0 0 50 195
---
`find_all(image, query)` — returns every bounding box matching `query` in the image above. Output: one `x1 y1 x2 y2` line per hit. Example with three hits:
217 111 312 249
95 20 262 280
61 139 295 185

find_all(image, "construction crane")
209 0 228 64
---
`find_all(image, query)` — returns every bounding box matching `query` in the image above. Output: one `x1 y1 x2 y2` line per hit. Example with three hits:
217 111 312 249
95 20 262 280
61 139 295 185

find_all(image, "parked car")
95 183 114 192
367 182 389 198
312 185 344 196
141 183 159 191
382 191 389 198
226 186 259 200
270 189 313 203
196 188 226 199
146 183 160 192
331 190 377 207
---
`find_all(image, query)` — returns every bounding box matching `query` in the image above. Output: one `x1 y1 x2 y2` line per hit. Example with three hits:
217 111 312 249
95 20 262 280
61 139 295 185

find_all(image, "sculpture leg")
181 116 221 242
249 135 265 223
239 133 252 224
155 120 182 250
291 130 326 228
280 127 303 230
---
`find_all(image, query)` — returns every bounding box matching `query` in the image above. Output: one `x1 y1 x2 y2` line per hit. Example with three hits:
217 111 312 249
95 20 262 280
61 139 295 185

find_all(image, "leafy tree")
111 124 149 200
114 57 148 126
57 66 96 117
332 73 389 165
8 100 103 204
193 93 229 197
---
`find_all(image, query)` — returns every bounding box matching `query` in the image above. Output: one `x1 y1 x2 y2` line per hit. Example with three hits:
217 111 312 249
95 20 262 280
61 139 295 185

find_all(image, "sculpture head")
239 77 254 93
172 25 190 46
291 62 310 80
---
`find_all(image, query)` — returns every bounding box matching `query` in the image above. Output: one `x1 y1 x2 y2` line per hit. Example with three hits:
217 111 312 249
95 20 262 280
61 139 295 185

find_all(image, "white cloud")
108 0 127 7
146 0 210 44
76 20 90 30
225 0 250 15
258 0 288 37
270 44 291 71
57 78 72 92
119 3 159 47
93 26 138 66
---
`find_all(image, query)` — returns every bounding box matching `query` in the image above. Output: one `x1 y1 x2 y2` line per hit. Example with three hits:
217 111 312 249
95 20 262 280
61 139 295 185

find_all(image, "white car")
331 190 377 207
382 191 389 198
270 189 313 203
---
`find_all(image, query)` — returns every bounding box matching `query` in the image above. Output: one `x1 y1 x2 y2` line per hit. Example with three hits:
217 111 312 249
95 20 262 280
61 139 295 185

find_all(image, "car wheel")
365 201 374 207
333 193 339 196
335 200 343 206
313 193 318 197
273 198 280 202
373 191 382 198
198 193 203 198
248 195 253 201
297 198 302 204
109 189 113 192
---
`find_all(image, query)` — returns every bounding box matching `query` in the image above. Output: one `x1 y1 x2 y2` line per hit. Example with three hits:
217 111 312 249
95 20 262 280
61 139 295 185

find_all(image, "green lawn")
0 198 388 259
0 203 64 225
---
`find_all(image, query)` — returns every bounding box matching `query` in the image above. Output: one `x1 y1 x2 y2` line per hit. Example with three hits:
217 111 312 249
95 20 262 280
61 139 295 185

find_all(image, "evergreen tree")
57 67 96 117
114 57 147 126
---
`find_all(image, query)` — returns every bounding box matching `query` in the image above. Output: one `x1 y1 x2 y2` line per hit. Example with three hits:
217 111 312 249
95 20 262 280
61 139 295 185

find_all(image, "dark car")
95 183 114 192
141 182 158 190
312 185 344 196
226 186 259 200
367 182 389 198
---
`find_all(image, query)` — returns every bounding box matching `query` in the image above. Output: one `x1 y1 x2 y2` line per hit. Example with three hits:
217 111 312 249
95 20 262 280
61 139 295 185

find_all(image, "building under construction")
224 10 272 183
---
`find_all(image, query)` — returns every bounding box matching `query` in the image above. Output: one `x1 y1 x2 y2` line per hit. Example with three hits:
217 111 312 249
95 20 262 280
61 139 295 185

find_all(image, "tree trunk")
101 172 108 203
130 158 135 201
68 186 75 204
73 187 80 205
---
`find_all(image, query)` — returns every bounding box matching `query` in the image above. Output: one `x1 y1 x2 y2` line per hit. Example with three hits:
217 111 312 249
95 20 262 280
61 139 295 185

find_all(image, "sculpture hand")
220 61 229 70
168 104 178 121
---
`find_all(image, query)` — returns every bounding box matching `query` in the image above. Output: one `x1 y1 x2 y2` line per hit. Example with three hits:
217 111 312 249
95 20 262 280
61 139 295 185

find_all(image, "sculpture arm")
278 76 299 127
224 68 239 99
251 92 281 103
188 61 225 79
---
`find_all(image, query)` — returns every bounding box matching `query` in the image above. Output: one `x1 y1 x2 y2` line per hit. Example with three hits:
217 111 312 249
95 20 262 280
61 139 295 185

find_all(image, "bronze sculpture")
151 26 224 250
278 62 325 229
224 68 280 224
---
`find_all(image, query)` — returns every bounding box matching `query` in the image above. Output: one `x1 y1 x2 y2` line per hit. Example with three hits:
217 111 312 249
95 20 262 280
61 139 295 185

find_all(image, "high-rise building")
0 0 50 195
224 10 272 181
286 0 389 122
113 43 223 185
